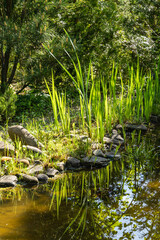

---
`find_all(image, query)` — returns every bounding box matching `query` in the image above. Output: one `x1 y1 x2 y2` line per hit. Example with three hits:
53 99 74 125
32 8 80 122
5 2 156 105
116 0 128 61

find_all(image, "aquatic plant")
43 33 159 143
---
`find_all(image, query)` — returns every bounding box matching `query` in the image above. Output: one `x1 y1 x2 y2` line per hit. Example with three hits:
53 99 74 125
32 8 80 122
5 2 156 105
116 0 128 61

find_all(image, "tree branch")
7 54 19 86
16 82 30 95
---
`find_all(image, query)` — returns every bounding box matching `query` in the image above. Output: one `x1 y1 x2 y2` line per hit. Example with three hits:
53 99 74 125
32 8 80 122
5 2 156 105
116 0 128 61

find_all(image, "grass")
0 118 93 177
44 62 160 142
1 56 159 176
43 33 160 143
0 31 159 180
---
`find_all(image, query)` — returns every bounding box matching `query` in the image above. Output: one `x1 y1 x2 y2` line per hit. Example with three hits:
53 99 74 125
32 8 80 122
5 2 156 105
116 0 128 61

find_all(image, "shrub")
0 88 17 123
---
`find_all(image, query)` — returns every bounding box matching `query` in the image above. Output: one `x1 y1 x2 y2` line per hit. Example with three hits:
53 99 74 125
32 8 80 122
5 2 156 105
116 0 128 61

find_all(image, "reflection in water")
0 135 160 240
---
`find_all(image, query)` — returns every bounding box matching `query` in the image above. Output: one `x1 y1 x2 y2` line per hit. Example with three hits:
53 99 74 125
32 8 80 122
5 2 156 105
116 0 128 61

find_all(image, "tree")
0 0 47 94
35 0 118 88
112 0 160 69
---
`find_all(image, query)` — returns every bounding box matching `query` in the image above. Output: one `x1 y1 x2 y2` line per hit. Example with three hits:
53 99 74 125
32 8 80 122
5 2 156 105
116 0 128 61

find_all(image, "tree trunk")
0 45 19 94
1 46 11 94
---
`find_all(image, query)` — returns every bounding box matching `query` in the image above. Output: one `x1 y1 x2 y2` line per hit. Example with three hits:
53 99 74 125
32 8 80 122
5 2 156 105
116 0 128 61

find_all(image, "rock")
0 175 18 187
22 145 43 155
28 164 43 174
104 152 121 159
125 124 147 132
56 162 65 171
150 115 160 123
37 174 48 183
112 134 124 145
112 129 118 135
79 135 88 140
65 157 80 169
112 139 124 145
91 142 100 149
82 156 110 167
93 149 105 157
46 168 59 178
17 159 30 167
111 134 118 140
116 123 148 132
103 137 112 144
0 141 15 156
115 124 123 131
82 138 92 143
19 174 39 185
115 134 124 141
1 156 13 163
8 125 44 149
111 144 119 150
34 160 42 165
82 156 90 162
70 134 91 143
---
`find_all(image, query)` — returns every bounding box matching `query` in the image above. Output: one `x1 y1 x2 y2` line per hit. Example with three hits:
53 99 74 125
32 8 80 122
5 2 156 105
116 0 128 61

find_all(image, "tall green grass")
45 73 70 133
43 35 160 141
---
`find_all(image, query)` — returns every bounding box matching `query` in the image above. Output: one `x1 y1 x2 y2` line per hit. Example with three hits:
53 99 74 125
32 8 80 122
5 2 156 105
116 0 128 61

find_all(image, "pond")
0 128 160 240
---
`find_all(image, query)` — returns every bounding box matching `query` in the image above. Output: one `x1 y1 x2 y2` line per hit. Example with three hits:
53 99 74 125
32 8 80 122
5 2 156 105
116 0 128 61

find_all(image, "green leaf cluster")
0 87 17 122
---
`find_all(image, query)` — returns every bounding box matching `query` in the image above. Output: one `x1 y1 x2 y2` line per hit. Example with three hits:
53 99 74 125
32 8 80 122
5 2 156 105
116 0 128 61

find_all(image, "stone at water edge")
8 125 44 149
18 174 39 185
28 164 43 175
104 152 121 159
0 175 18 187
82 156 110 167
56 162 65 171
65 157 81 169
37 174 48 183
46 168 59 178
0 141 15 156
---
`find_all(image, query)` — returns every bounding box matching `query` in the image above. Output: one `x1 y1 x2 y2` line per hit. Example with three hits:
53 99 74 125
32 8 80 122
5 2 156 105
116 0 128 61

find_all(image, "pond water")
0 128 160 240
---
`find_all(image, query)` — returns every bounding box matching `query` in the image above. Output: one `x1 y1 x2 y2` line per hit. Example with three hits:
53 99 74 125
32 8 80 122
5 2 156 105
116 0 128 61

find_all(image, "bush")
0 88 17 123
15 92 52 121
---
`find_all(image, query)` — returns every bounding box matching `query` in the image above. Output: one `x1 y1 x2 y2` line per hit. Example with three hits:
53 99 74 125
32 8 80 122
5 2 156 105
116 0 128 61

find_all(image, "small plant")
0 88 17 123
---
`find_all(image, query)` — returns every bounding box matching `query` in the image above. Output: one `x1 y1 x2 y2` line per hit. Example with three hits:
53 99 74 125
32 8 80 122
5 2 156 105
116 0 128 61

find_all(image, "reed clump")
44 36 160 142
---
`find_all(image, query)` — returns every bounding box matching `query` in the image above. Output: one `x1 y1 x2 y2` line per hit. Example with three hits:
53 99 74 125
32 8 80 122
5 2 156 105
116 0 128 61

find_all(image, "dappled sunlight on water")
0 129 160 240
0 163 160 240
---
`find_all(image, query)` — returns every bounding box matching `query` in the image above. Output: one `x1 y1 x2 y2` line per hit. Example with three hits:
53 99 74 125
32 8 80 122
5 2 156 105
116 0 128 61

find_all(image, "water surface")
0 130 160 240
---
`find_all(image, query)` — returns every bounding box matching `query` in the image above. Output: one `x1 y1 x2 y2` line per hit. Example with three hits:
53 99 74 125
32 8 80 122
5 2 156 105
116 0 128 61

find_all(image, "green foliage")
0 0 48 93
1 0 159 94
0 87 17 122
45 35 159 143
40 0 160 88
15 92 52 121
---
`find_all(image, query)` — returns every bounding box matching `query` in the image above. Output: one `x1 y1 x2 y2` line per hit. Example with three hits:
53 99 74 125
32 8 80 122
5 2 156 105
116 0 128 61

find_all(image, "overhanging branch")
16 82 30 95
